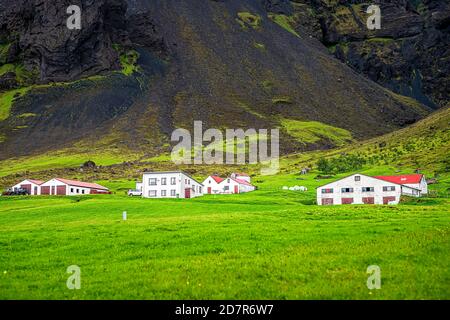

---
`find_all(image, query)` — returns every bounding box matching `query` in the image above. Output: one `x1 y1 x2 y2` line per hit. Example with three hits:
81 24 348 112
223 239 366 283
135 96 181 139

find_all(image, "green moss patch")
281 119 353 146
0 88 31 122
113 44 141 76
237 12 262 30
268 14 300 37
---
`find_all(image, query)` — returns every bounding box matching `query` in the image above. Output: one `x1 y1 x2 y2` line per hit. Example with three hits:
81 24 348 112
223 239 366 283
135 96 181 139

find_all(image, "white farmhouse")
316 173 421 206
202 175 225 194
142 171 204 199
219 177 256 194
375 174 428 194
11 179 44 195
40 178 110 196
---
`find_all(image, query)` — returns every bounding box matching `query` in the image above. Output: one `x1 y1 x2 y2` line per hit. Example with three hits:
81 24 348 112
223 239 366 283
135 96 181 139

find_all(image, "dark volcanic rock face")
0 0 439 160
286 0 450 108
0 0 128 84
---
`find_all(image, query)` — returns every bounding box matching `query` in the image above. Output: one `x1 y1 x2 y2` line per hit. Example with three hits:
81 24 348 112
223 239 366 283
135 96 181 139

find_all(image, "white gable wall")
317 174 403 205
202 176 223 194
11 180 41 195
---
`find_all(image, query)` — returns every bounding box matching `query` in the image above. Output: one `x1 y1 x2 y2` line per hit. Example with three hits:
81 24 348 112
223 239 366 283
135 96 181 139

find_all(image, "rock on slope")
279 0 449 109
0 0 432 160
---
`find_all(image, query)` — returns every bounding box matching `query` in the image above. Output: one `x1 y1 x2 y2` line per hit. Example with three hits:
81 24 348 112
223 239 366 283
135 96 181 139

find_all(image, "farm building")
142 171 204 199
39 178 110 196
317 173 423 206
219 177 256 194
203 173 256 195
11 179 44 195
202 175 225 194
375 174 428 195
230 172 251 183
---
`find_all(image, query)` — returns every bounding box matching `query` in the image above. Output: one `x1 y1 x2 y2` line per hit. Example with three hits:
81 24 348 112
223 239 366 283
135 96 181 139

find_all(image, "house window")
171 190 176 196
76 189 80 194
341 188 354 193
355 176 361 182
199 187 202 193
322 188 333 194
149 190 157 197
171 177 176 185
82 190 85 194
161 178 167 185
362 187 374 192
149 178 157 186
71 188 74 193
224 186 230 191
161 190 166 197
383 186 396 192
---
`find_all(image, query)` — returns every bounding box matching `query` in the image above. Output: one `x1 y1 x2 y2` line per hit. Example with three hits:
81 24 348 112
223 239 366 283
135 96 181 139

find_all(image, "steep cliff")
0 0 434 161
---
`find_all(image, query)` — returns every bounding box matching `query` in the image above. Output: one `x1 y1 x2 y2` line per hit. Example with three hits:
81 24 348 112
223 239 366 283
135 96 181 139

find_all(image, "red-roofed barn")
40 178 110 196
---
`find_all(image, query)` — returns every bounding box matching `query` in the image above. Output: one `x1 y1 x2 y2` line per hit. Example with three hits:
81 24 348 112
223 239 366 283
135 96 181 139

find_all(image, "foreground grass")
0 182 449 299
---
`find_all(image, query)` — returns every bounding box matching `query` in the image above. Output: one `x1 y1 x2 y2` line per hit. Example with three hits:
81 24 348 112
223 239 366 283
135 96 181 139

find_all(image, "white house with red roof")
218 176 256 194
375 174 428 195
202 175 225 194
39 178 110 196
316 173 423 206
11 179 44 195
202 173 256 195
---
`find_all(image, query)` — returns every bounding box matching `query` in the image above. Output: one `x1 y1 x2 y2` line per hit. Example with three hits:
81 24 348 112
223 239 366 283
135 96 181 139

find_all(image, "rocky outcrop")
285 0 450 108
0 0 129 84
0 0 437 160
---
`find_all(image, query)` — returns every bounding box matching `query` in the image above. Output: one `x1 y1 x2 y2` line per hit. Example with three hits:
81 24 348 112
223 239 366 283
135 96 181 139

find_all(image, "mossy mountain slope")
0 0 432 161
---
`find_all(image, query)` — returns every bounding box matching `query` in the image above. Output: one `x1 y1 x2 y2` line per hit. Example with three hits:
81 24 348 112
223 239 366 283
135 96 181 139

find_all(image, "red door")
234 185 239 194
41 186 50 195
383 196 396 205
341 198 354 205
322 198 334 205
208 187 212 194
185 188 191 199
20 184 31 194
363 197 375 204
57 186 67 196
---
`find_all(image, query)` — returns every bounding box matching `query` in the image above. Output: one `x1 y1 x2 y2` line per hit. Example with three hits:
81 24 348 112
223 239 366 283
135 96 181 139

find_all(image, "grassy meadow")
0 172 449 300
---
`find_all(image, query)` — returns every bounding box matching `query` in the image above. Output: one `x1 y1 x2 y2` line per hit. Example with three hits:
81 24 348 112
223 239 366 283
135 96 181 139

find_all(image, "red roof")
231 177 254 187
28 179 44 185
375 174 424 185
211 175 224 184
55 178 109 190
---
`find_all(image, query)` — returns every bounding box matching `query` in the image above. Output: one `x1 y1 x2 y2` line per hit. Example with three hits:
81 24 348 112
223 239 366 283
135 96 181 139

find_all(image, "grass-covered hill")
0 0 432 162
0 106 448 192
281 107 450 176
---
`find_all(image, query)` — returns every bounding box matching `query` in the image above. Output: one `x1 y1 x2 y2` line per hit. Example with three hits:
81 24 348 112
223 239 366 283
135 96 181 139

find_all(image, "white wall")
40 179 97 196
11 180 41 195
317 174 403 205
404 177 428 194
202 176 222 194
219 178 241 194
142 172 204 199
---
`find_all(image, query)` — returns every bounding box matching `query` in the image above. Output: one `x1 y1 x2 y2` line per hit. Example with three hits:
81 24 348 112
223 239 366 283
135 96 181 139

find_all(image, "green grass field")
1 172 449 300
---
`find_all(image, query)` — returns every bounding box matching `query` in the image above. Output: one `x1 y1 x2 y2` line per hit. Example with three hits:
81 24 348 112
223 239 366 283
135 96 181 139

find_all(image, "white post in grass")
123 211 127 221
